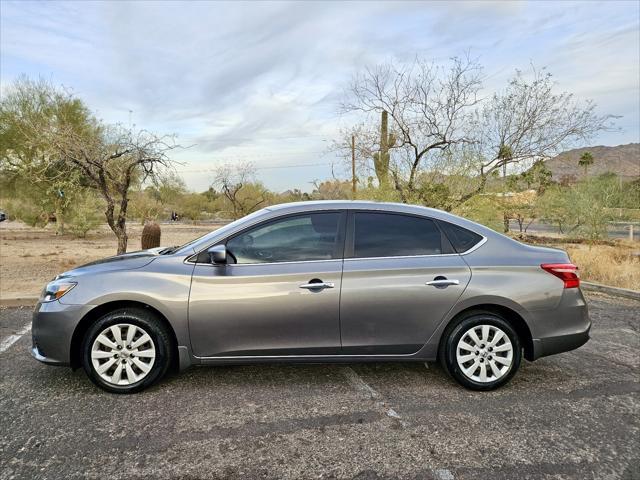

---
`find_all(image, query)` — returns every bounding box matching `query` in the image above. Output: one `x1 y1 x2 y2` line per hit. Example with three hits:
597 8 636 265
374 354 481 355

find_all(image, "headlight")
40 281 77 303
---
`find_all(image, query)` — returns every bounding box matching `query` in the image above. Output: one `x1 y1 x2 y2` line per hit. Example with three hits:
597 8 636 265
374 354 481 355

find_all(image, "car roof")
266 200 441 215
263 200 516 243
177 200 516 255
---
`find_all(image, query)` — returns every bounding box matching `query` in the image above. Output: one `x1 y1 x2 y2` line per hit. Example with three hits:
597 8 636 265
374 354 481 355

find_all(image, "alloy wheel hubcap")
91 323 156 386
456 324 513 383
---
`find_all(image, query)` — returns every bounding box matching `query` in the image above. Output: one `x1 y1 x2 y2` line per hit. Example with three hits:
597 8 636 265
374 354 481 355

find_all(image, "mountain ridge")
543 143 639 182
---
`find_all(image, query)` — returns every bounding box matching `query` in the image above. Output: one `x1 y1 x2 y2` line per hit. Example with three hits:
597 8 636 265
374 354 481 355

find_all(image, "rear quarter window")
437 220 483 253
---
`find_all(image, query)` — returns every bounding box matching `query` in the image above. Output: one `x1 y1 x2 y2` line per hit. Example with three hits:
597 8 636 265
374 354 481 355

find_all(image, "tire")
81 307 173 394
439 311 521 391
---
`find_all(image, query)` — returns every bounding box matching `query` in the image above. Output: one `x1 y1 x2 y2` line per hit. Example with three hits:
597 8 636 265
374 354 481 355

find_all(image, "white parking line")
340 366 407 425
0 323 31 354
434 469 455 480
340 366 381 399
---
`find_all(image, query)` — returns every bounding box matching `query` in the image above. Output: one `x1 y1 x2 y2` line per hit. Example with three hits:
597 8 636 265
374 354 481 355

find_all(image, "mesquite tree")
214 162 269 220
0 77 88 233
342 55 483 201
51 125 178 254
460 68 615 203
0 77 178 254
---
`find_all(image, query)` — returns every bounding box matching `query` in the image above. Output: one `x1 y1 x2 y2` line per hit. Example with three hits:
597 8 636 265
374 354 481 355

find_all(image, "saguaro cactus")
141 221 161 250
372 110 395 188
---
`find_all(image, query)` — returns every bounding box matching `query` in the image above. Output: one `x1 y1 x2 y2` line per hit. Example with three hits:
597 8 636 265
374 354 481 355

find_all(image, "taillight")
541 263 580 288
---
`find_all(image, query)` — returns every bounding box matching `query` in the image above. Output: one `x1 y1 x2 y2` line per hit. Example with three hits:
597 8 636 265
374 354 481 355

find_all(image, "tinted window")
353 213 441 258
437 220 483 253
227 213 341 264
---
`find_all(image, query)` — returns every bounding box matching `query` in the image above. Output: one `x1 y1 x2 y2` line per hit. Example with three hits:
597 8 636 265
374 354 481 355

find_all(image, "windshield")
173 209 270 255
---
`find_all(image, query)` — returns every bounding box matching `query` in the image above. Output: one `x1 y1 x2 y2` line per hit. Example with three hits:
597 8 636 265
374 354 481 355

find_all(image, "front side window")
226 213 342 264
353 212 442 258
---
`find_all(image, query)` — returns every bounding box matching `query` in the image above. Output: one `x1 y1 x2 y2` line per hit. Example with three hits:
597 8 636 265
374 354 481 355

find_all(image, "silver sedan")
31 201 590 393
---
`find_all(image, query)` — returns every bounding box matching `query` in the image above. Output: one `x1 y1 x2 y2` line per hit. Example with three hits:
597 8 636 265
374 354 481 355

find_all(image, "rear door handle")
299 282 335 290
426 279 460 287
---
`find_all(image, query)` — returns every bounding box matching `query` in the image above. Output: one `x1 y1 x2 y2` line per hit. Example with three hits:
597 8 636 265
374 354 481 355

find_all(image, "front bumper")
31 301 94 366
31 344 67 366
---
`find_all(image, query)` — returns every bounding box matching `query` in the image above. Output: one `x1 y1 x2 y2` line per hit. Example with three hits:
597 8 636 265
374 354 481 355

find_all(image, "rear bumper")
531 325 590 360
529 288 591 360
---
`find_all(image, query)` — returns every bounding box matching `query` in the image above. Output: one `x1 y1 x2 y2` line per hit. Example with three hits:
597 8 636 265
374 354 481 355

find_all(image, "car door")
188 211 346 357
339 211 472 355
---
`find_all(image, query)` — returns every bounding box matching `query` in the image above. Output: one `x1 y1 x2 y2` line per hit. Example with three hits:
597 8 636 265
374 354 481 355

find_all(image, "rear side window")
437 220 483 253
353 212 441 258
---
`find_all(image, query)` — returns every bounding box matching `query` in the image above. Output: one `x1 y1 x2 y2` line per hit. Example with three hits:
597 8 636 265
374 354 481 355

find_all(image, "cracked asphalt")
1 292 638 480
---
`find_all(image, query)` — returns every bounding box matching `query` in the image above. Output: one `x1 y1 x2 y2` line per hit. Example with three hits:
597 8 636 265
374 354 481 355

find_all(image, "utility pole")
351 134 356 197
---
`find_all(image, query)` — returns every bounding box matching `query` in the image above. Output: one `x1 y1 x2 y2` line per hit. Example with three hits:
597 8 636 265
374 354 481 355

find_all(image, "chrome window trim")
344 253 459 262
459 235 487 255
189 258 343 268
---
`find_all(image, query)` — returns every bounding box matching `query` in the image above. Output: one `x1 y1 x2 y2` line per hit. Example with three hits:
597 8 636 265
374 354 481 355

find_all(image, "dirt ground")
0 221 216 298
1 220 638 299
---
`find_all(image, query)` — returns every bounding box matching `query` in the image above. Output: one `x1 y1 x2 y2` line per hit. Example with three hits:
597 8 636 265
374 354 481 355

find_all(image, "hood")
55 248 163 279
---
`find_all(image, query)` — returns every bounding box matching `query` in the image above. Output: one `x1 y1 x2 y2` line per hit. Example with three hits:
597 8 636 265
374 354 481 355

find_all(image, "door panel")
188 211 346 357
340 255 471 355
189 261 343 357
339 210 472 355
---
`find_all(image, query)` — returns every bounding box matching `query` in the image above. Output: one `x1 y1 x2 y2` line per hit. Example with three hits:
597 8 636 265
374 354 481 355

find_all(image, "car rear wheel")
440 312 521 391
81 308 172 394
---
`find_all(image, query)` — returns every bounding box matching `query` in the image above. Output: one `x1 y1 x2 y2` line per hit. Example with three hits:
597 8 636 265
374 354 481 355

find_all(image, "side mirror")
207 244 227 264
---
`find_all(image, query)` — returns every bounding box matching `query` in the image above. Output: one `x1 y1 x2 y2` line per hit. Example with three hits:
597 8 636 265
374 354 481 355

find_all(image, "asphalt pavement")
1 292 638 480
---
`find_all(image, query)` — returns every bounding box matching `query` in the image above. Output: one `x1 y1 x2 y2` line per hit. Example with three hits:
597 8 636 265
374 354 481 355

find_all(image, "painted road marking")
0 322 31 354
340 365 381 399
340 366 408 425
434 469 455 480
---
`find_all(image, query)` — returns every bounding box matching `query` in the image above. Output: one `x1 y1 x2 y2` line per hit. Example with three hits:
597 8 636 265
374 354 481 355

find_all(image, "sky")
1 0 639 192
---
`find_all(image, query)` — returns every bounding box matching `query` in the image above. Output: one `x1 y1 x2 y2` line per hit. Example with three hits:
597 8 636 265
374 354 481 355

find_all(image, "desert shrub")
537 185 581 234
66 194 102 238
129 190 162 224
2 198 47 227
453 194 503 232
177 193 216 222
356 182 402 203
570 177 617 242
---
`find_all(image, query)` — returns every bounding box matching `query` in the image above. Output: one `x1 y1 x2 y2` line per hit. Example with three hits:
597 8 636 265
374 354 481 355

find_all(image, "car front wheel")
81 308 172 393
440 312 522 391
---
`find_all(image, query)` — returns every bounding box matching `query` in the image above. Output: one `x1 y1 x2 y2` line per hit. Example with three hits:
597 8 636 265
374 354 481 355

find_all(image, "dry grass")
565 243 640 290
513 234 640 290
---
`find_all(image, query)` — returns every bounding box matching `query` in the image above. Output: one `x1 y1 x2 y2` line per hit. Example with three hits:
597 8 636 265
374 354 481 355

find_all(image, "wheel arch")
70 300 180 371
438 303 534 361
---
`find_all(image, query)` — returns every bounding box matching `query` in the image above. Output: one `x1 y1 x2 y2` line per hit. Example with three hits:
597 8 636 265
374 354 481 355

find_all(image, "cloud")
1 0 638 192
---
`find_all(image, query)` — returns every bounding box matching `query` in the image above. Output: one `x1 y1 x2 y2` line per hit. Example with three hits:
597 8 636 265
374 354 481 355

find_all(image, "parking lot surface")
1 292 638 480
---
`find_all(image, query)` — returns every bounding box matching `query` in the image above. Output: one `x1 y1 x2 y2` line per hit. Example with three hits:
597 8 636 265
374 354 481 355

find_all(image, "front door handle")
299 282 335 290
426 279 460 287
